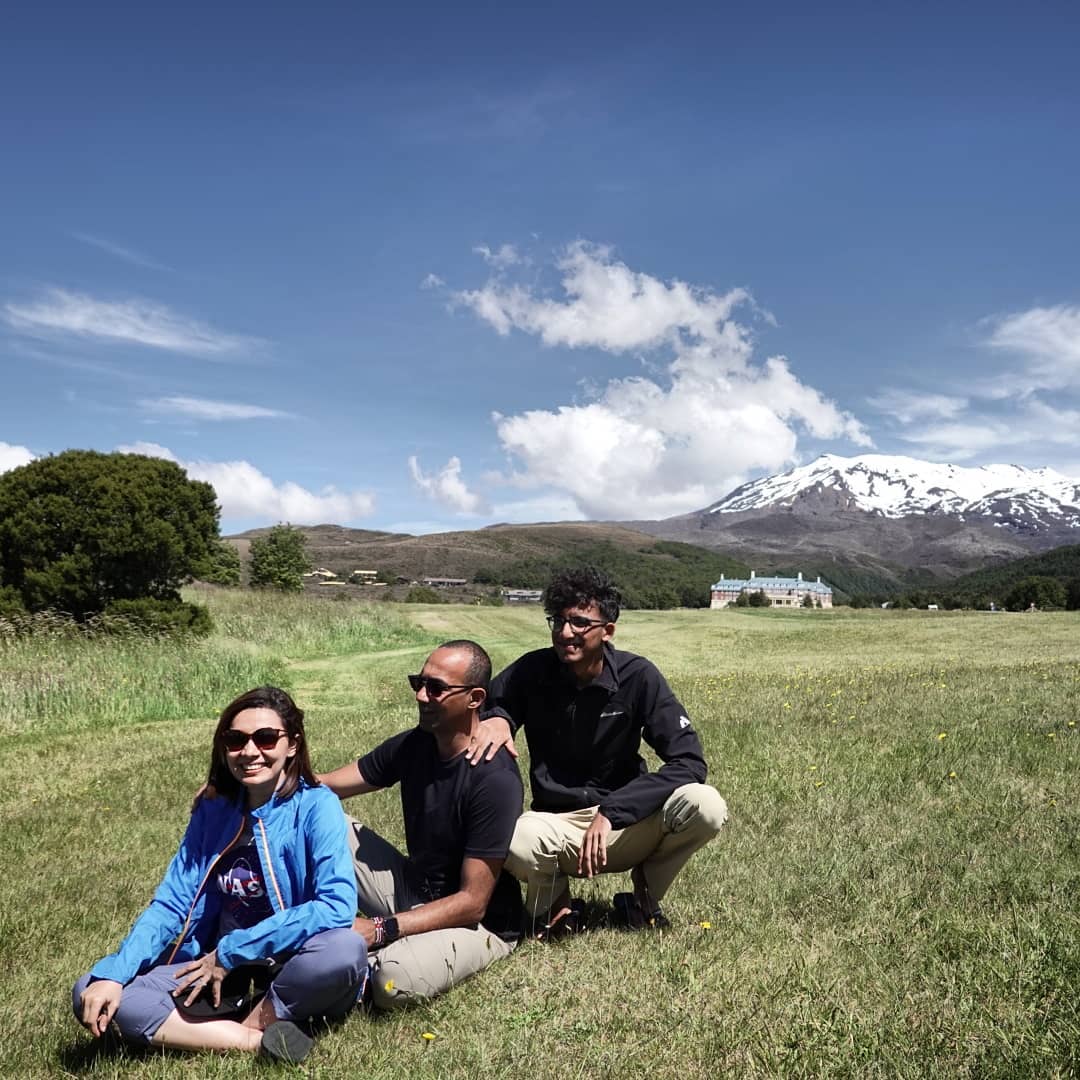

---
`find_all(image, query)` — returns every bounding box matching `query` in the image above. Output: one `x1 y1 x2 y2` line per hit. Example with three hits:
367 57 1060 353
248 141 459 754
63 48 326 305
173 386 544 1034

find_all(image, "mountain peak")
706 453 1080 533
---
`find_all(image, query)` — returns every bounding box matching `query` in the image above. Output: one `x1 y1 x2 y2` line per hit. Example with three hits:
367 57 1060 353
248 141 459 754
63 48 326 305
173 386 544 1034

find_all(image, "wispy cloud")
408 455 485 514
983 303 1080 393
473 243 522 271
116 442 375 524
0 441 35 475
138 396 293 421
867 389 969 424
451 242 869 519
3 289 261 358
71 232 172 272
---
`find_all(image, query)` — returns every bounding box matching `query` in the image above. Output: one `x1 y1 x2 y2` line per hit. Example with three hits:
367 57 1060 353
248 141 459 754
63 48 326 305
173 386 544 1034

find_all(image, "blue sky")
2 1 1078 533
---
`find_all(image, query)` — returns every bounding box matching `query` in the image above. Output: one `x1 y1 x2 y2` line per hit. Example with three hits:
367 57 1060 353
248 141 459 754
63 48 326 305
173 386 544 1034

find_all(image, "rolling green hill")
229 523 751 608
930 543 1080 607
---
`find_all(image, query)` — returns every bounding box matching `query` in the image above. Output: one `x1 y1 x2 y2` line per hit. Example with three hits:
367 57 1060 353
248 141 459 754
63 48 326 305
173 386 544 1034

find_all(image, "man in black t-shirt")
318 640 523 1010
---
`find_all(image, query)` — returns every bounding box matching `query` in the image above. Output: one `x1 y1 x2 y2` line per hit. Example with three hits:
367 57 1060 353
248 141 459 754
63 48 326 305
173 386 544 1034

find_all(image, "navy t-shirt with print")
215 825 274 937
358 728 524 940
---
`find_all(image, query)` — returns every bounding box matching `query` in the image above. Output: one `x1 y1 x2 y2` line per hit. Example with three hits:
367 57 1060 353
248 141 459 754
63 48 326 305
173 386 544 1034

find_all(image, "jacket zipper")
165 815 246 963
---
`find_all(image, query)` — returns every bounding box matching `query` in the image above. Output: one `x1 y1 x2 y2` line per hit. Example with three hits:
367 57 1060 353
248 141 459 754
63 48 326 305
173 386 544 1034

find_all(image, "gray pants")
346 819 516 1011
72 927 367 1044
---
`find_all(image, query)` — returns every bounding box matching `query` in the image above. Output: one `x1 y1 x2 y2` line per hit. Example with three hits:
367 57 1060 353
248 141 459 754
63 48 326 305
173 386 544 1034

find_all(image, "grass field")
3 594 1079 1077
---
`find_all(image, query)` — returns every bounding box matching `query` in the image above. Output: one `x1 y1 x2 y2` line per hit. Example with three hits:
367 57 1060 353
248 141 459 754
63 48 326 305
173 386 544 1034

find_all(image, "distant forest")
474 539 748 609
850 543 1080 610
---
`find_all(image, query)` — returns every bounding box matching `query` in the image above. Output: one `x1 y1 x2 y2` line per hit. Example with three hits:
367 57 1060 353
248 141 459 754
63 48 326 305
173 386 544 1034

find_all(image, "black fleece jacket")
485 643 707 830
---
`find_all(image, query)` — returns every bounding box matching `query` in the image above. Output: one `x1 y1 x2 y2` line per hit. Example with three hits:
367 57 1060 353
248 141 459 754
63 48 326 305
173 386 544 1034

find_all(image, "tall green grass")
0 588 436 737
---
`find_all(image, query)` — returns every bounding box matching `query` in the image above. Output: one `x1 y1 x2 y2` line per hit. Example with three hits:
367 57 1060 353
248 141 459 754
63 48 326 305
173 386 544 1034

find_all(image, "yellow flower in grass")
383 979 395 993
948 771 957 780
699 921 712 930
937 732 947 741
422 1032 436 1042
1047 732 1056 740
1069 721 1076 728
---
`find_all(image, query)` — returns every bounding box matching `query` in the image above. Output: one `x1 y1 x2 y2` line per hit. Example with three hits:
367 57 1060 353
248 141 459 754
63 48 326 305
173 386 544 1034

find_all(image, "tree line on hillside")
471 539 748 609
845 544 1080 610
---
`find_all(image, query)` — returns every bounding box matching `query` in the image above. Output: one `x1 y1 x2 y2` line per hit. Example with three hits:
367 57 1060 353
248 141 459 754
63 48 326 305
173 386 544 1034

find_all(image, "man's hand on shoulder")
577 812 612 878
466 715 517 766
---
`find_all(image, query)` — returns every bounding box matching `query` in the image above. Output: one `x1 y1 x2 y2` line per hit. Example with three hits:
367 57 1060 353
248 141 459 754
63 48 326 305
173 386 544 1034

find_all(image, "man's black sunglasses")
407 674 474 698
547 614 608 633
222 728 289 752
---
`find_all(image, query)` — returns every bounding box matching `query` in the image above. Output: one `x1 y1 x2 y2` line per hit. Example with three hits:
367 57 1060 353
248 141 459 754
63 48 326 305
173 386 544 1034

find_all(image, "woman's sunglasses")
222 728 289 752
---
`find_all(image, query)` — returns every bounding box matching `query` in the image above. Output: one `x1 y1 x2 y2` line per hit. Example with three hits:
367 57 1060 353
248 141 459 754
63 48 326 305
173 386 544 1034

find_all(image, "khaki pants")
346 818 516 1011
505 783 728 921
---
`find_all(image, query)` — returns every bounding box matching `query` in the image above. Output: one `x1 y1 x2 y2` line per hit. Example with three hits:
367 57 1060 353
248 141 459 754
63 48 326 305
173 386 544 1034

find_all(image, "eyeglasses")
407 674 474 698
222 728 289 752
547 614 608 633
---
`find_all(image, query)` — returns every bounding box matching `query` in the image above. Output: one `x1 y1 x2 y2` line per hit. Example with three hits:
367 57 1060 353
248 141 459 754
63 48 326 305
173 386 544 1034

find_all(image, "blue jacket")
91 781 357 985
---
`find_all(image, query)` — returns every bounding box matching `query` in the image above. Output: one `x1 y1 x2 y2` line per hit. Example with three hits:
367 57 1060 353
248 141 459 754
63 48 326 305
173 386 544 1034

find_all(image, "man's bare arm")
317 761 381 799
354 856 501 945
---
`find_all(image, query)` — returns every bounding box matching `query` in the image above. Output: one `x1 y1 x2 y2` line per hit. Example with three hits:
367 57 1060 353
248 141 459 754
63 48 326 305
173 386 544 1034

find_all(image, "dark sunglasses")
547 614 608 633
407 674 474 698
222 727 289 752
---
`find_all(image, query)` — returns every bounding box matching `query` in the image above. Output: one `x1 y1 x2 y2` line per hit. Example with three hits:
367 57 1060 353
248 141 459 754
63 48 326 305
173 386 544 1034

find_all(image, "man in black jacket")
470 567 727 935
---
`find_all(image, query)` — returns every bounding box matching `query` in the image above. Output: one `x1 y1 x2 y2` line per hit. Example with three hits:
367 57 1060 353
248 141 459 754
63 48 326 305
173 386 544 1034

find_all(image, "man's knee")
371 963 426 1011
667 784 728 835
506 812 563 878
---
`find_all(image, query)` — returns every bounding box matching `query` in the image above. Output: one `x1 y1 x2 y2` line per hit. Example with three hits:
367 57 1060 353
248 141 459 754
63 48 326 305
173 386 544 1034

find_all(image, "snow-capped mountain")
706 454 1080 534
626 453 1080 591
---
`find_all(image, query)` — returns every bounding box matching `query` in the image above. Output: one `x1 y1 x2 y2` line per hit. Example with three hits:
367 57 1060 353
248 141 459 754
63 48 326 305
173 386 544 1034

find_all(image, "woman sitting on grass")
73 686 365 1064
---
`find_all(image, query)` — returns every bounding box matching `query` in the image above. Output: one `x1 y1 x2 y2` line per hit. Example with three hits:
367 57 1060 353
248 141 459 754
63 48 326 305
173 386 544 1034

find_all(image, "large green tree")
0 450 219 619
248 524 311 591
1004 575 1067 612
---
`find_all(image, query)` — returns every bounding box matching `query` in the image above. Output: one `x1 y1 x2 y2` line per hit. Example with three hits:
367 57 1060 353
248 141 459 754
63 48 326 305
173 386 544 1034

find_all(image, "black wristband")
383 915 401 945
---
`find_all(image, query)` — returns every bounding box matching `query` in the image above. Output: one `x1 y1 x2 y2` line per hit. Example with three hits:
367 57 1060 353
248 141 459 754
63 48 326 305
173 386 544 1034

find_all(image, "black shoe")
533 898 586 943
612 892 671 931
260 1021 314 1064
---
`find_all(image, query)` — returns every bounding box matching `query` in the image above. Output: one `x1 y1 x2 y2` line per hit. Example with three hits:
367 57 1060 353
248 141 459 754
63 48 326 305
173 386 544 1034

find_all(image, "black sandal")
612 892 671 931
534 898 586 942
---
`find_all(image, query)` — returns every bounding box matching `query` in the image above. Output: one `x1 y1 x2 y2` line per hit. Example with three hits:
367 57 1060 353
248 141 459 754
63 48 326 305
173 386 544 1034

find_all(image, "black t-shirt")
358 728 524 941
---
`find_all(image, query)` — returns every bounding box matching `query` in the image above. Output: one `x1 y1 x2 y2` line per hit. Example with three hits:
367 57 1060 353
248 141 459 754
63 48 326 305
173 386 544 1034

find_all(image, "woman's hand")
172 949 228 1007
80 979 123 1037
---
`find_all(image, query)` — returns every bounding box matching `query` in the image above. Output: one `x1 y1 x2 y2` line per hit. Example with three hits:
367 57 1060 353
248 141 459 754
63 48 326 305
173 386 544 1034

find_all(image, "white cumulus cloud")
115 442 374 524
4 289 259 357
454 242 870 519
139 396 292 421
408 455 485 514
0 441 35 474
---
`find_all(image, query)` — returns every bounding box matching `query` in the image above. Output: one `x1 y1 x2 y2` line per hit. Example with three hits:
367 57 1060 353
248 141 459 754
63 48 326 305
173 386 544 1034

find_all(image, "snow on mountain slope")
708 454 1080 531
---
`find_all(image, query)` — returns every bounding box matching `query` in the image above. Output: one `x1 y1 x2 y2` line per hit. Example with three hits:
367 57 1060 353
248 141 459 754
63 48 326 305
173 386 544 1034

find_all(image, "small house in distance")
502 588 543 604
710 571 833 609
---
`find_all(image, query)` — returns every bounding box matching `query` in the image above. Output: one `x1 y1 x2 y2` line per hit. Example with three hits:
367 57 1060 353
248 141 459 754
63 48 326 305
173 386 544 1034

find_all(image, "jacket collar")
552 640 619 693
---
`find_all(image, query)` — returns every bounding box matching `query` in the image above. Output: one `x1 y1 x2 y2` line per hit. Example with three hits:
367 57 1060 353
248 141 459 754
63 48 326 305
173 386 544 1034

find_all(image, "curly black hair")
542 566 620 623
